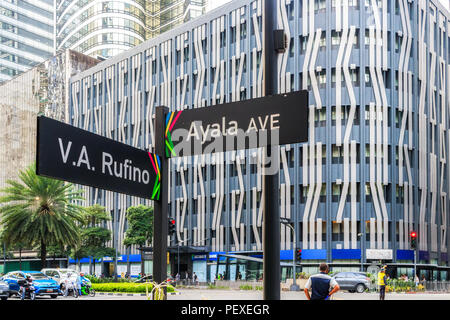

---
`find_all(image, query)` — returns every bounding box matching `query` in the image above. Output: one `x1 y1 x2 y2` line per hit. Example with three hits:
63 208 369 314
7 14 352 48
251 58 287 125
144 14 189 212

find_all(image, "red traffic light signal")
168 219 176 235
410 231 417 249
296 249 302 261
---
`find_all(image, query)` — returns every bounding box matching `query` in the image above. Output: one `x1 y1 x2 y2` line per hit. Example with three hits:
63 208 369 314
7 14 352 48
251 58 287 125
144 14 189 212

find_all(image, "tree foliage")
123 205 153 248
0 163 85 268
71 204 115 263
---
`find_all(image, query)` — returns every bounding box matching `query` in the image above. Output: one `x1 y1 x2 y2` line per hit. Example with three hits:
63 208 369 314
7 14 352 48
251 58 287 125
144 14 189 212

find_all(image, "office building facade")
0 0 55 82
68 0 450 281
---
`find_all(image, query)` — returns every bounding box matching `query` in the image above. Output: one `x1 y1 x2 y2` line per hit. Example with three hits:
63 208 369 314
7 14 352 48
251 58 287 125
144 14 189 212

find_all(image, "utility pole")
263 0 281 300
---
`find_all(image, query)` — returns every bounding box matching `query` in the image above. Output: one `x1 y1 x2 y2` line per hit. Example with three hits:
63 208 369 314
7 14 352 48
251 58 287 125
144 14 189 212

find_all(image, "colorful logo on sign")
165 110 183 157
148 152 161 200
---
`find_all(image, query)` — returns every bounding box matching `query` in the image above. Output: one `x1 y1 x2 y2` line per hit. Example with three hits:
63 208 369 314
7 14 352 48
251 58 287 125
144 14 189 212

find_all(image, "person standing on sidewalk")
304 263 340 300
378 265 388 300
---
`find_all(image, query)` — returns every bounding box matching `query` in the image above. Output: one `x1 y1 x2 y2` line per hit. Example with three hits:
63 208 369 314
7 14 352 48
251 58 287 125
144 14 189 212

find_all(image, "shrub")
207 284 229 290
92 282 175 293
296 272 310 279
85 275 133 284
239 284 253 290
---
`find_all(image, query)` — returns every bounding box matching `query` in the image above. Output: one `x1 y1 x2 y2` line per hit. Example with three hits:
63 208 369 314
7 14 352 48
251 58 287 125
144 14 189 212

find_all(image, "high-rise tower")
0 0 54 82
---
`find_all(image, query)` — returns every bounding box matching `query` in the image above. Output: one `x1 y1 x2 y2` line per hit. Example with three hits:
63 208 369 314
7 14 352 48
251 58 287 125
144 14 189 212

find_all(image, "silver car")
332 272 371 293
41 268 79 291
0 280 11 300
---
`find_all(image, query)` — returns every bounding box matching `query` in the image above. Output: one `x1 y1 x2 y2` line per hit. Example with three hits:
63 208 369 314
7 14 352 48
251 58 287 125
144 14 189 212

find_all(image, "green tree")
0 163 85 268
76 204 115 275
123 205 153 274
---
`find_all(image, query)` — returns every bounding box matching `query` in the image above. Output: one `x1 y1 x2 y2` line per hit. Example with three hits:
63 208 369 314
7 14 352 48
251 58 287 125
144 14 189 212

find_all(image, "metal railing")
423 281 450 292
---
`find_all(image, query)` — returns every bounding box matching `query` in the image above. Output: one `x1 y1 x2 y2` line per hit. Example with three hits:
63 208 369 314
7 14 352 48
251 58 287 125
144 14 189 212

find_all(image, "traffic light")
168 219 176 236
410 231 417 249
296 249 302 261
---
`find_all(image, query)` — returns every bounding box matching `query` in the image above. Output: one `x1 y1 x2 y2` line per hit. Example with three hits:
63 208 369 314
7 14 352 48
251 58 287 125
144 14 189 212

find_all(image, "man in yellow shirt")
378 265 388 300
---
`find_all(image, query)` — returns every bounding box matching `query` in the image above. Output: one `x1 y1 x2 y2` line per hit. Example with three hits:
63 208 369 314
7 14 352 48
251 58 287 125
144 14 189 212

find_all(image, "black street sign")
163 91 308 157
36 116 161 200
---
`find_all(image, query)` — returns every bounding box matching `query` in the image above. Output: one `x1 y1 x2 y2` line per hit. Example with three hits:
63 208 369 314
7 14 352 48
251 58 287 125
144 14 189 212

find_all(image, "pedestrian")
377 265 388 300
420 274 426 289
414 274 419 287
304 263 340 300
176 273 180 283
193 272 198 285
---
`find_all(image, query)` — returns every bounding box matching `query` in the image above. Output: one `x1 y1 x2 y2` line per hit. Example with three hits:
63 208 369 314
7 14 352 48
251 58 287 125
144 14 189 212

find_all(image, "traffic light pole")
281 218 299 291
414 249 417 281
263 0 281 300
153 106 169 299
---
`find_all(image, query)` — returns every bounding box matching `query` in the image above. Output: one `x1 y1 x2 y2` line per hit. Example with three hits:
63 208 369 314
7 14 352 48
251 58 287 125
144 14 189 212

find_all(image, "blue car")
1 271 60 298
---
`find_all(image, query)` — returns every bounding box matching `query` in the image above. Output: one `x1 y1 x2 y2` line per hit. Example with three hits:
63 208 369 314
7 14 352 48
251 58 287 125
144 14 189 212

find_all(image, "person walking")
378 265 388 300
414 274 419 287
193 272 198 285
304 263 340 300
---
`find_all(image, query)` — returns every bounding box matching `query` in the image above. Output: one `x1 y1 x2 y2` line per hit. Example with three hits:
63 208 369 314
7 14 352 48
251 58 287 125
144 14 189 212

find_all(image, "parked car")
0 280 12 300
41 268 79 291
1 271 60 298
332 272 371 293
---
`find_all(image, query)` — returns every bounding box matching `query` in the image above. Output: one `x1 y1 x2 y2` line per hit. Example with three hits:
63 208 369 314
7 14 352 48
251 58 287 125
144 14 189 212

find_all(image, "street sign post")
36 116 161 201
263 0 280 300
153 106 169 295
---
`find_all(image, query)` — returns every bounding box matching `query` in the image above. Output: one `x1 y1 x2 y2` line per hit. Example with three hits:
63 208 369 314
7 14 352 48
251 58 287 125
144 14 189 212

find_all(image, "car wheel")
1 297 7 301
30 292 36 300
356 284 365 293
50 294 58 299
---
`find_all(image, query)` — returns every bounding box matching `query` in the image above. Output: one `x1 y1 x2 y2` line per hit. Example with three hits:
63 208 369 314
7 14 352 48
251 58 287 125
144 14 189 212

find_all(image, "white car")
41 268 79 290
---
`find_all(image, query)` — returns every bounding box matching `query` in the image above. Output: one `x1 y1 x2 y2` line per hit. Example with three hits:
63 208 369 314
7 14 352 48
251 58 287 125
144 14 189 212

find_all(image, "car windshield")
26 272 48 280
59 270 74 275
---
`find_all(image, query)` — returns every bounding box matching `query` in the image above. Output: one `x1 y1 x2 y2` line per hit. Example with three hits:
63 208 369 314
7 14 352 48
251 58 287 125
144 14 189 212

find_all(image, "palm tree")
0 163 85 269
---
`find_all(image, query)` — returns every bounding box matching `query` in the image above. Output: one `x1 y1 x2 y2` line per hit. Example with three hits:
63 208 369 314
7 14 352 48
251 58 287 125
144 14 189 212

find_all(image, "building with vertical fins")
67 0 450 282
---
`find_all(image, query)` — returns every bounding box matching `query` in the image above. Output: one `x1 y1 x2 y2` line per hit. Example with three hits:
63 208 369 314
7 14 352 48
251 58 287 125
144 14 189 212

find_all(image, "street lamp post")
3 243 6 272
281 218 299 291
358 233 364 272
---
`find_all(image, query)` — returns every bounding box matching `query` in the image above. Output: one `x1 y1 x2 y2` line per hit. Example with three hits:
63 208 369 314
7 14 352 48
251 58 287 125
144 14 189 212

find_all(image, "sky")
439 0 449 11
